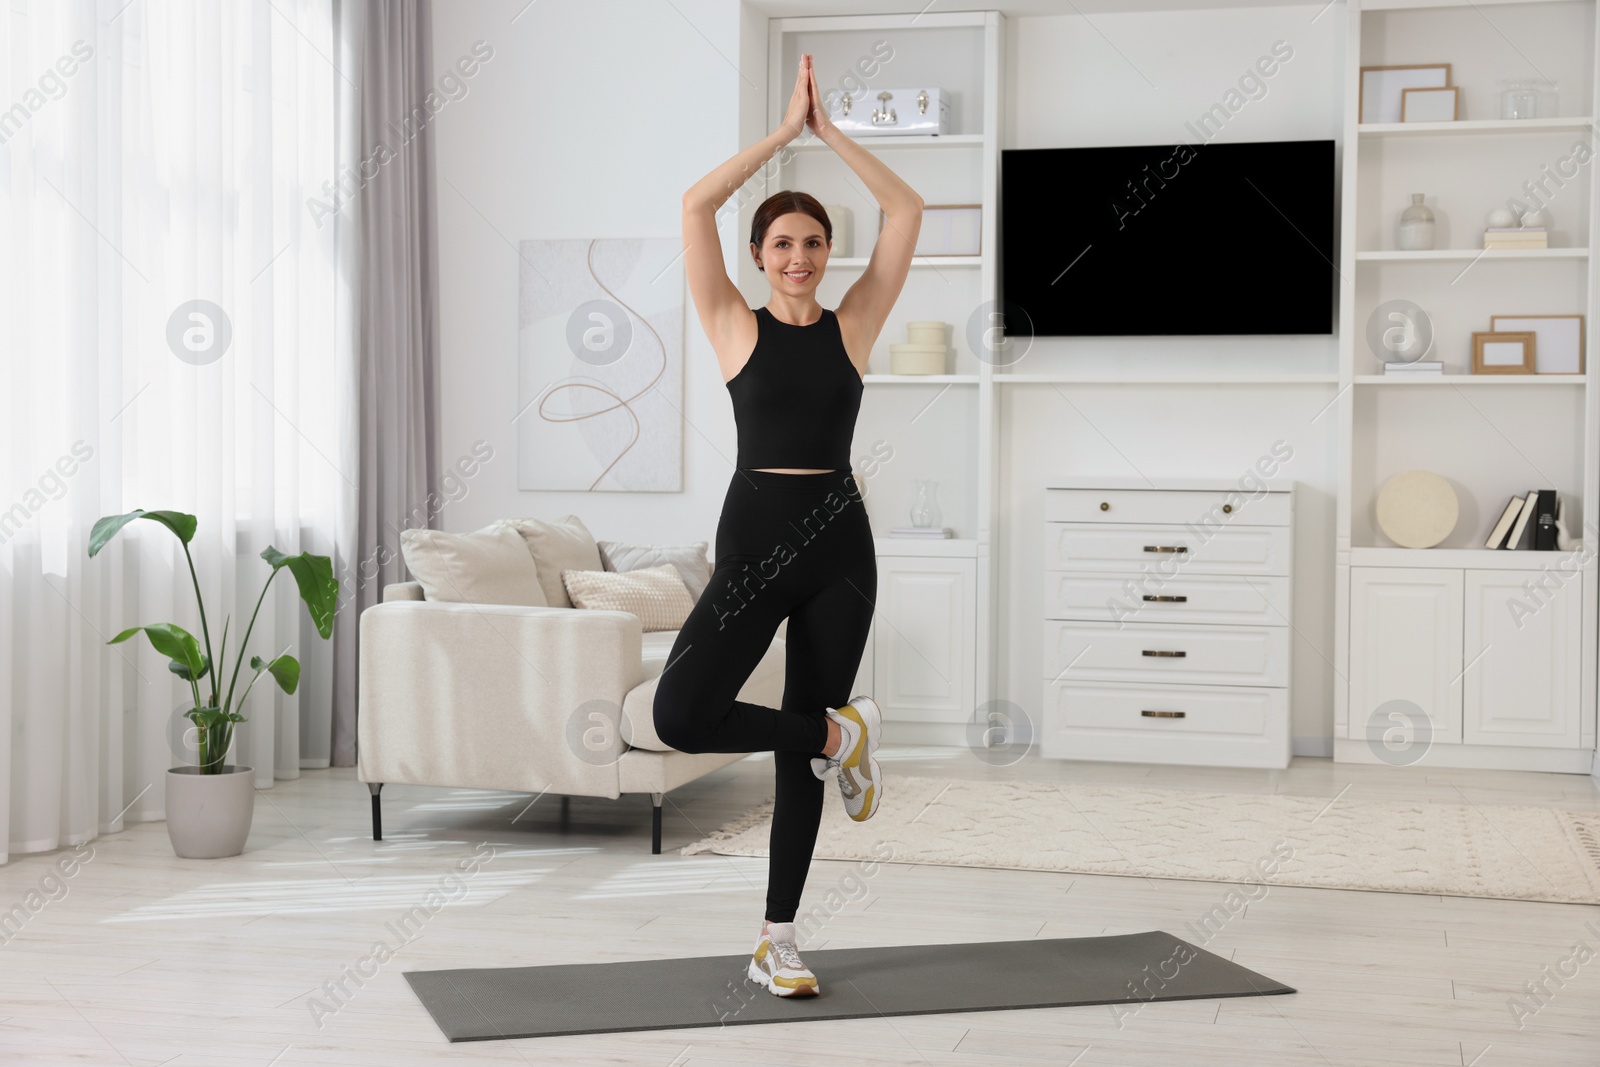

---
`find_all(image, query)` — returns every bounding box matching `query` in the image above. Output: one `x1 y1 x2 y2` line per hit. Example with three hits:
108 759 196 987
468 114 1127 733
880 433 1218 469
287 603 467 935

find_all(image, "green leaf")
189 707 226 727
250 653 301 695
108 623 204 678
261 547 339 639
88 510 198 557
167 653 212 682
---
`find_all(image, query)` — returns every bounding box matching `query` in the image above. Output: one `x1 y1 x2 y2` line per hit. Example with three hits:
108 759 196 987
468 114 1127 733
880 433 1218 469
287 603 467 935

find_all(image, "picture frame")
1401 86 1459 123
1490 314 1585 374
1359 64 1452 124
1471 330 1537 374
880 202 982 257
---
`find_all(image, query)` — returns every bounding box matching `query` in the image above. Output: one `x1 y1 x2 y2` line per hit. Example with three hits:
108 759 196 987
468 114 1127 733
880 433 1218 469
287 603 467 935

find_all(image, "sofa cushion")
597 540 712 602
639 630 679 680
504 515 604 608
398 522 547 606
562 564 694 632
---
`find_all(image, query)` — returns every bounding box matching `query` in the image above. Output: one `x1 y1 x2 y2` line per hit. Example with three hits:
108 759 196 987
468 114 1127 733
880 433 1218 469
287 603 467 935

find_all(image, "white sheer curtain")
0 0 357 862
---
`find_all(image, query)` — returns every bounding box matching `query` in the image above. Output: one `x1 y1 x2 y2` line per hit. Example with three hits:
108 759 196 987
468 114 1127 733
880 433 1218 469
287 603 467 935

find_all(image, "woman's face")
754 211 830 295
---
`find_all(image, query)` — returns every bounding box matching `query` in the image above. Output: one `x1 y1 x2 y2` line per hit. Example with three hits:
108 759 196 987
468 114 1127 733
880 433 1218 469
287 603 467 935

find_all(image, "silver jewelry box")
822 87 949 136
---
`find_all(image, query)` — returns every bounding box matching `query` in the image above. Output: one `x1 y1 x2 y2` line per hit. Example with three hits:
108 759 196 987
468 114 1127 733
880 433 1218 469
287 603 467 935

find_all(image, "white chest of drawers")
1040 478 1294 769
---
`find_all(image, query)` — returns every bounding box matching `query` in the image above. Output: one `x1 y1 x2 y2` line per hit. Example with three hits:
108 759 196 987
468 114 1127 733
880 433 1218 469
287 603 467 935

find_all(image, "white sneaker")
747 920 819 997
811 696 882 821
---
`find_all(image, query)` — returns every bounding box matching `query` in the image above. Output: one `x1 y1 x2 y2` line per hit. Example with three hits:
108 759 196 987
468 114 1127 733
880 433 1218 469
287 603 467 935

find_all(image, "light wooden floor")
2 749 1598 1065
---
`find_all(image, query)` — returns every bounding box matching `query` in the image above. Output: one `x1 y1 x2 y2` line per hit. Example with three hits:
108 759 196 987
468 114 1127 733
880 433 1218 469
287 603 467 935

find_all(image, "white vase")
1396 194 1435 250
910 479 942 528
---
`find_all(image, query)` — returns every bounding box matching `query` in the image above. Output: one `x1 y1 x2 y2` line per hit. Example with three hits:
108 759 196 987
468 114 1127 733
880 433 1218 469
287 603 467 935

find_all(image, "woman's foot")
748 919 818 997
810 695 883 821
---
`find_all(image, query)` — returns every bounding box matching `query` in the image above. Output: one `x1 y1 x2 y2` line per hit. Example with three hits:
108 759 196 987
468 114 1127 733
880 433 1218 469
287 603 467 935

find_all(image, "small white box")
823 87 949 136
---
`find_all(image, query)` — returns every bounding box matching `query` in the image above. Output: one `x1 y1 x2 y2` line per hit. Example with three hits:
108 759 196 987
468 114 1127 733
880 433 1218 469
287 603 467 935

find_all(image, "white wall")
999 6 1347 753
430 1 1347 750
430 0 751 548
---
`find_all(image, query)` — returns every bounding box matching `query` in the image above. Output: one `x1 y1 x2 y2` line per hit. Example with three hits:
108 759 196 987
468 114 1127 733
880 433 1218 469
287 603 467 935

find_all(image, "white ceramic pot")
166 765 255 858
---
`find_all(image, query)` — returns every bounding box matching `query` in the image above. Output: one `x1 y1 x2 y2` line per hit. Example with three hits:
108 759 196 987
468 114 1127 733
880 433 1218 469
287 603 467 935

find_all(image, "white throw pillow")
561 564 695 632
399 522 547 606
597 540 712 602
504 515 604 608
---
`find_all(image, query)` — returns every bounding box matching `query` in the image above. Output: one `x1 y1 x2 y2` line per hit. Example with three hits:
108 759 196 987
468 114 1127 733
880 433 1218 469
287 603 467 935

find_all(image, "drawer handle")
1142 595 1187 602
1141 709 1187 718
1141 649 1187 658
1144 545 1188 554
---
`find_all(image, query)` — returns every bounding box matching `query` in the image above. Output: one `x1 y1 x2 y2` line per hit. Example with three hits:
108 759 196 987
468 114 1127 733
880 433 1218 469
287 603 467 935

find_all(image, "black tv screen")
999 139 1336 336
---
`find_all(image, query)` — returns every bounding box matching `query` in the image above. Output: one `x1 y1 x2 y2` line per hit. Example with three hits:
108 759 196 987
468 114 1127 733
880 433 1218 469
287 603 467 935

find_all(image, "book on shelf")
888 526 953 538
1490 489 1559 550
1485 495 1525 549
1534 488 1558 550
1483 234 1549 248
1382 361 1443 375
1505 493 1540 549
1485 226 1547 233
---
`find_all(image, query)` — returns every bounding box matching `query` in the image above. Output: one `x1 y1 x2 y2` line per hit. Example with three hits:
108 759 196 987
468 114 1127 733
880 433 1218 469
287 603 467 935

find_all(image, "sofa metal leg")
651 792 664 855
368 782 383 841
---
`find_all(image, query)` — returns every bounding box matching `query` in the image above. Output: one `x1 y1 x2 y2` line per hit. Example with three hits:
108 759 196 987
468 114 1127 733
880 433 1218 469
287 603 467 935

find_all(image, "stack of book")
888 525 953 538
1382 360 1444 376
1485 489 1559 550
1483 226 1548 249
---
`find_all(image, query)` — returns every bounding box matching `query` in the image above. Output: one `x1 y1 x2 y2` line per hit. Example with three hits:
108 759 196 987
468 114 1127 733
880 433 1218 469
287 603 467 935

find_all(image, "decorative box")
822 87 949 136
890 343 947 375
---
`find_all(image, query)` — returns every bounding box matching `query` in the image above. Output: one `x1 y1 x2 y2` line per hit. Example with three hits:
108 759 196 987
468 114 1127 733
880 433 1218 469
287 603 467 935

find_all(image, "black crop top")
726 306 863 470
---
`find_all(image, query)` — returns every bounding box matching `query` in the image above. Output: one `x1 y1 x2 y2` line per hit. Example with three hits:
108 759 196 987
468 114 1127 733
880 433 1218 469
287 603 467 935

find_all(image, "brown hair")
749 191 832 272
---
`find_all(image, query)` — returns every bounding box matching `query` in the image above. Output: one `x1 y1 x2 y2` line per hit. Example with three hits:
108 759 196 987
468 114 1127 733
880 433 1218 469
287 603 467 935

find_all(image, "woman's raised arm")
681 55 814 355
809 64 925 356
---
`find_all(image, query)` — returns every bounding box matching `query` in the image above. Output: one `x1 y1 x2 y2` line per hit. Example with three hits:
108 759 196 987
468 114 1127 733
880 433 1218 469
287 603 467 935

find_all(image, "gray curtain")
330 0 442 767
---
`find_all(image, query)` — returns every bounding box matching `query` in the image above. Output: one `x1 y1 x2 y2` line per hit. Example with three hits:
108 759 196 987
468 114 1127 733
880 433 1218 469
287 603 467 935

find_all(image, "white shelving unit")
762 12 1002 740
1334 0 1600 772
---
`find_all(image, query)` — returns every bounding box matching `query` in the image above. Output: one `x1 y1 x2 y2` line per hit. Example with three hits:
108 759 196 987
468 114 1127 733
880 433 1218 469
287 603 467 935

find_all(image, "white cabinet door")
1463 569 1582 747
1348 567 1463 746
874 555 975 723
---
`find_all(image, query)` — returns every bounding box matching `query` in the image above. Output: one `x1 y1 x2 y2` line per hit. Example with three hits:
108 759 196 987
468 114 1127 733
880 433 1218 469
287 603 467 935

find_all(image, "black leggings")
652 468 877 923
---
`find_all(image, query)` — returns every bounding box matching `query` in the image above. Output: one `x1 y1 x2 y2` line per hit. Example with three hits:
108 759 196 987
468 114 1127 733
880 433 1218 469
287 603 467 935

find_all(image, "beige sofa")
357 578 785 853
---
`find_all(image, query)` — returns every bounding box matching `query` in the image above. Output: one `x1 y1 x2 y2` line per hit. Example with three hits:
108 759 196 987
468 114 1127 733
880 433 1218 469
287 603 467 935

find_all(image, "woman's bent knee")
651 689 705 754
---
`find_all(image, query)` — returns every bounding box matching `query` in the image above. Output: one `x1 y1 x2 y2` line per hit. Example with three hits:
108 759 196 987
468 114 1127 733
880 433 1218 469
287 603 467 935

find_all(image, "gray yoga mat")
403 929 1294 1041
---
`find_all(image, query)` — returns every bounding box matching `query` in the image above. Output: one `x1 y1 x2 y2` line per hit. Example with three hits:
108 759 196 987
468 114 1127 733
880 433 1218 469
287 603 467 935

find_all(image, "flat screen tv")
999 139 1336 336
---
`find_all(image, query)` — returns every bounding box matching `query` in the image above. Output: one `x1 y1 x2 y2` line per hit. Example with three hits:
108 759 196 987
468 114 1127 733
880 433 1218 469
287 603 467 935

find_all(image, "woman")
653 53 923 998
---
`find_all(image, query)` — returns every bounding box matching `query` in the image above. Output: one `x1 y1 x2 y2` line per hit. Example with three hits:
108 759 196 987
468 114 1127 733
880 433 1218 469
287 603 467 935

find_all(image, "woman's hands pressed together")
777 54 813 143
805 54 836 139
776 54 836 144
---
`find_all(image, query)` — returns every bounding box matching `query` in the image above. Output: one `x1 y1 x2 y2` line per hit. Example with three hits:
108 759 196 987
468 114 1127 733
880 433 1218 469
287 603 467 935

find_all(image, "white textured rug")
681 774 1600 905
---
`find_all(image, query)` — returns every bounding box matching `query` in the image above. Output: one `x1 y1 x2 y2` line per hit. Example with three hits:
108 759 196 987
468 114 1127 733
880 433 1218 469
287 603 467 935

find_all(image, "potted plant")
89 509 338 858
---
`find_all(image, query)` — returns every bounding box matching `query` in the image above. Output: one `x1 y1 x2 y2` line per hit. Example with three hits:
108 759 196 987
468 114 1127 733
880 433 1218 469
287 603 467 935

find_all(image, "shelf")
785 133 985 150
1355 374 1588 384
1360 0 1580 10
1349 545 1587 569
828 256 983 268
862 374 978 384
1355 248 1587 260
993 374 1340 385
1358 116 1595 136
